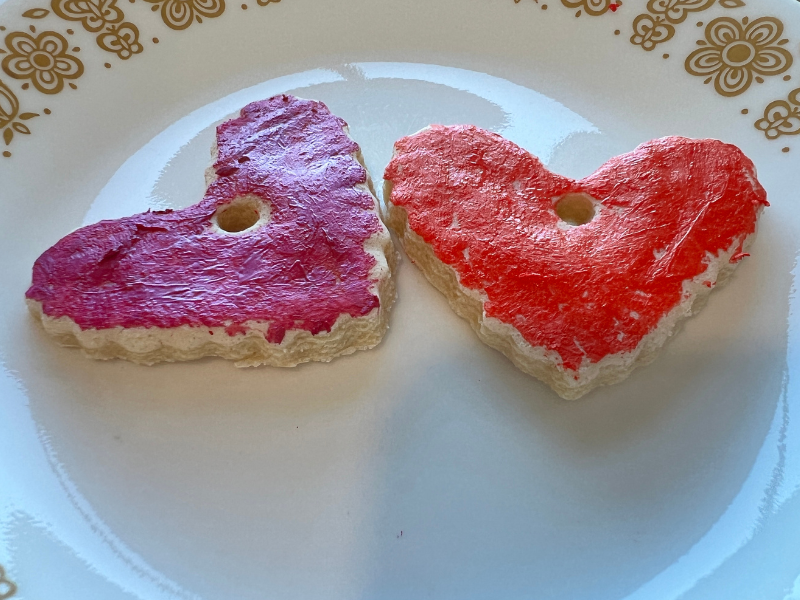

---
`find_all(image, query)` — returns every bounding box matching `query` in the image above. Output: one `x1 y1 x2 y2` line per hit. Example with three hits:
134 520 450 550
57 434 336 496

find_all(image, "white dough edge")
383 179 761 400
27 123 399 368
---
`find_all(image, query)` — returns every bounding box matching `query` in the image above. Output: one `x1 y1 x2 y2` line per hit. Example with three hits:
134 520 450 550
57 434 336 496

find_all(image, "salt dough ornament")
384 126 767 399
27 95 396 366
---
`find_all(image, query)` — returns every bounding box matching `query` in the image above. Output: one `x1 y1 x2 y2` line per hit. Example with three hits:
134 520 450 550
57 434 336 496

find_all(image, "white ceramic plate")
2 0 800 598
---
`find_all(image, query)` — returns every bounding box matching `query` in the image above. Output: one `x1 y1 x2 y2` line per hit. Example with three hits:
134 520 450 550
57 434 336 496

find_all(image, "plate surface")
2 0 800 598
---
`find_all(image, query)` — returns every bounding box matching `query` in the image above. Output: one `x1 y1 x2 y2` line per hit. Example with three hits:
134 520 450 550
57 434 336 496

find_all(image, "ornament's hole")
214 195 269 233
556 193 596 226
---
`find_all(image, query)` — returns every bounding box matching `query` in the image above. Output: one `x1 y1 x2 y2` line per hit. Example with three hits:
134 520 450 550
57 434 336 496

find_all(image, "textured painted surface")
27 95 382 343
385 127 767 370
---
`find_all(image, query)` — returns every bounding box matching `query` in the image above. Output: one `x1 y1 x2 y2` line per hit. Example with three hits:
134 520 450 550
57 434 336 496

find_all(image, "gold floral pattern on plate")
0 0 281 156
0 0 796 159
0 564 16 599
630 0 744 52
144 0 225 30
685 16 793 97
51 0 143 59
52 0 123 32
1 30 84 94
517 0 796 151
755 87 800 140
96 22 142 58
0 78 40 149
22 7 51 18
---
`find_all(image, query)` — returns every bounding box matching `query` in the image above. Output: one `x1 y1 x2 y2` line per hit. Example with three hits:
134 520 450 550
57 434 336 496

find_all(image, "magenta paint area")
26 95 382 344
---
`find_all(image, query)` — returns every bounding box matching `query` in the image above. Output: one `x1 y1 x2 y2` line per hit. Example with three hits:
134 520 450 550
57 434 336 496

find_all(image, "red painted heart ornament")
384 126 767 373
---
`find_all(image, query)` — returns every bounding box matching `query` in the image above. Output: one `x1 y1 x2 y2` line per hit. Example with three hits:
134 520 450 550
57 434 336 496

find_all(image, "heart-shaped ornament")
27 95 396 366
384 126 767 399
